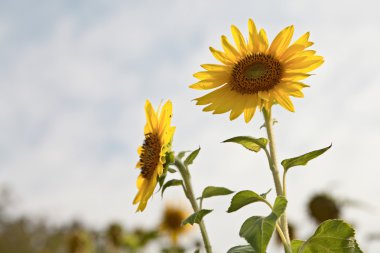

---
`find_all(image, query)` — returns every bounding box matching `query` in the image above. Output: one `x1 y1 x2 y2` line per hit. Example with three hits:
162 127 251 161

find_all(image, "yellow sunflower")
133 100 175 212
190 19 324 122
160 204 191 245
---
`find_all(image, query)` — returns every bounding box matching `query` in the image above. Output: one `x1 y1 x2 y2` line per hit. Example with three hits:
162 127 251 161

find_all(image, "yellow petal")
231 25 247 54
269 25 294 57
209 47 233 65
258 29 269 52
248 19 260 52
189 80 227 90
195 85 231 105
258 90 270 101
158 100 173 136
286 59 323 70
144 100 158 133
193 70 230 81
221 35 241 60
282 72 311 81
201 64 231 71
229 102 244 120
136 160 142 168
273 89 295 112
244 95 258 123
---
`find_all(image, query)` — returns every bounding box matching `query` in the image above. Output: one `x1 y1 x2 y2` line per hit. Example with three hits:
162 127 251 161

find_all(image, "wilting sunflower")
190 19 324 122
133 100 175 211
160 204 191 245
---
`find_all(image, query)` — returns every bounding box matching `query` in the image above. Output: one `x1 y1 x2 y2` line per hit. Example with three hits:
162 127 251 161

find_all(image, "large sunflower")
133 100 175 212
190 19 324 122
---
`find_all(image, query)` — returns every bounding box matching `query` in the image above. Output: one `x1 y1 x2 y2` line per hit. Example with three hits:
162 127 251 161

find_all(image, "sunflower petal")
231 25 247 54
258 29 269 52
244 95 258 123
144 100 158 133
189 79 227 90
273 90 295 112
209 47 233 65
248 19 260 51
221 35 241 60
201 64 231 71
269 25 294 57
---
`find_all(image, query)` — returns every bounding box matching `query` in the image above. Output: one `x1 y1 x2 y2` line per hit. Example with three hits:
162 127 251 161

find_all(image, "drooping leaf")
200 186 234 199
223 136 268 152
227 190 269 213
291 219 363 253
239 196 287 253
177 151 190 160
167 167 177 173
182 209 213 225
161 179 183 197
184 147 201 166
157 172 167 192
281 144 332 171
227 245 256 253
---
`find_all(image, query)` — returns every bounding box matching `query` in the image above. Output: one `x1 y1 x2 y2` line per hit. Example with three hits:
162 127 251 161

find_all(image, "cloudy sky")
1 0 380 252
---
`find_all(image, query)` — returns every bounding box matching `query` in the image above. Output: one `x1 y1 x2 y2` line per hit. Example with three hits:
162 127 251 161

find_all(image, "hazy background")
1 0 380 252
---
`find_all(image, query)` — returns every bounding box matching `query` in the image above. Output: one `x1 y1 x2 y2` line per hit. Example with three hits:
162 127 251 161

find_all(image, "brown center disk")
140 133 161 179
230 53 283 94
163 209 183 230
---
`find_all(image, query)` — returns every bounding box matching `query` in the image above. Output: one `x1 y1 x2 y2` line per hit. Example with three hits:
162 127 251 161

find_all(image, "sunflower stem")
262 108 292 252
174 158 213 253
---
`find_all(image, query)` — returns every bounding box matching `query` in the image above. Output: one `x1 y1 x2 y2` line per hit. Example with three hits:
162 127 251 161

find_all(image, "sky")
1 0 380 252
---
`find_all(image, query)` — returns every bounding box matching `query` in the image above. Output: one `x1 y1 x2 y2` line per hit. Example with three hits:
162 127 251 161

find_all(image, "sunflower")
133 100 175 212
190 19 324 122
160 204 191 245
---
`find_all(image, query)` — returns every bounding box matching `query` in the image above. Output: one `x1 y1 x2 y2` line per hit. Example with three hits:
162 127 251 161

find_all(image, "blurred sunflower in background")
133 100 175 211
160 204 191 245
190 19 323 122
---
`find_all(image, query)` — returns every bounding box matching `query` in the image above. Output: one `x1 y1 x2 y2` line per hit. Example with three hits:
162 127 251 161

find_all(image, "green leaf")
167 167 177 173
227 190 269 213
194 250 200 253
239 196 287 253
177 151 190 160
157 172 167 192
227 245 256 253
291 219 363 253
184 147 201 166
260 188 271 199
223 136 268 152
182 209 213 225
281 144 332 171
161 179 183 197
200 186 234 199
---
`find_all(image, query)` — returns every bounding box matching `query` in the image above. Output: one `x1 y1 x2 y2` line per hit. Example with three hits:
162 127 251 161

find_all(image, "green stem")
174 158 213 253
262 108 292 252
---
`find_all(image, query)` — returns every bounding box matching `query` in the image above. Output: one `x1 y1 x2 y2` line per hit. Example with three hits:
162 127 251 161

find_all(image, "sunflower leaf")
291 219 363 253
239 196 287 253
161 179 183 197
227 245 256 253
177 150 190 160
223 136 268 152
182 209 213 226
167 167 177 173
184 147 201 166
194 250 200 253
200 186 234 199
227 190 270 213
281 144 332 172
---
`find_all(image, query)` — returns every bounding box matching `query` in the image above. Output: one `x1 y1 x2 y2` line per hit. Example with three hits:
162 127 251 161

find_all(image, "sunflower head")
190 19 324 123
133 100 175 212
160 204 191 245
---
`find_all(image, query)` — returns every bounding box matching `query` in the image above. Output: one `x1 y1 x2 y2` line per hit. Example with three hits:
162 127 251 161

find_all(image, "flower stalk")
262 108 292 252
174 158 213 253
